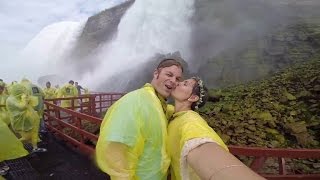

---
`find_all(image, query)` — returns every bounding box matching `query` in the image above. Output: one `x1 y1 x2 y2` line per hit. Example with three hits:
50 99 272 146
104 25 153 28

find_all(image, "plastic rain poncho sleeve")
57 84 78 108
96 84 170 180
43 87 56 99
168 111 229 180
21 82 44 117
0 91 10 125
0 119 29 161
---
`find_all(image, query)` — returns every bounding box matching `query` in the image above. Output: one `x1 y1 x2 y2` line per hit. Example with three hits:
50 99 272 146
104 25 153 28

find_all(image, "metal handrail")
43 93 320 179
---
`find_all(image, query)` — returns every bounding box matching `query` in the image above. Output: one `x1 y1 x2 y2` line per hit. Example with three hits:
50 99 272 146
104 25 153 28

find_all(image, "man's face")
152 65 183 98
46 83 51 88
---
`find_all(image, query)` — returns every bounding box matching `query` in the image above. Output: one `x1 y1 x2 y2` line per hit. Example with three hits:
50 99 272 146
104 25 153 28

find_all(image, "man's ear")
153 69 158 77
153 68 161 79
188 94 199 103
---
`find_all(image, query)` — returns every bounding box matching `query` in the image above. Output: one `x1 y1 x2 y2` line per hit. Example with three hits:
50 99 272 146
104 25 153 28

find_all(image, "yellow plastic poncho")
0 81 9 95
21 80 45 117
57 84 78 108
43 87 56 99
0 82 10 125
96 83 170 180
6 84 40 145
0 118 29 161
167 111 229 180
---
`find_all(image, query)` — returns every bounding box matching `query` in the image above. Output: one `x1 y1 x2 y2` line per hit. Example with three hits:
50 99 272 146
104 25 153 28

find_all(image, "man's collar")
143 83 168 112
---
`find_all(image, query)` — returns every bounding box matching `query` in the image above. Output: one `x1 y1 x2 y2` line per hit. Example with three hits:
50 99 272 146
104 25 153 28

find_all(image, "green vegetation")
200 56 320 149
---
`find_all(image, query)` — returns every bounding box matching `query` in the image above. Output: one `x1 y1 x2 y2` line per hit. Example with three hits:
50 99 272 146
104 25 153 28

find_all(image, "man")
0 81 9 125
57 80 78 108
43 81 56 99
75 82 84 95
21 79 46 133
95 59 183 180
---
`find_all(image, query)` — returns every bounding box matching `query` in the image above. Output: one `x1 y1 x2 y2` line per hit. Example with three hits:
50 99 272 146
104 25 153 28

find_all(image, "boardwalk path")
1 133 109 180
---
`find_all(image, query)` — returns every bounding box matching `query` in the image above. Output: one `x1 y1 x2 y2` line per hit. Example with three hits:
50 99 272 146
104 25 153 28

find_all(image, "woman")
168 77 264 180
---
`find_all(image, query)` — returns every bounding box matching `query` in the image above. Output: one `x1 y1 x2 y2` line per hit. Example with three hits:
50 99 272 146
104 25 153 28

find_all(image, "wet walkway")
1 133 109 180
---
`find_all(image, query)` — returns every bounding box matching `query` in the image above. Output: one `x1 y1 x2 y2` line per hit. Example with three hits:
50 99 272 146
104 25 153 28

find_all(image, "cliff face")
191 0 320 88
67 0 135 73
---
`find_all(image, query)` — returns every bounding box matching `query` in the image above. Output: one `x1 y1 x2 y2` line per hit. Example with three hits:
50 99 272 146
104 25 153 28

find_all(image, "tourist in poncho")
168 77 264 180
6 84 46 153
95 59 183 180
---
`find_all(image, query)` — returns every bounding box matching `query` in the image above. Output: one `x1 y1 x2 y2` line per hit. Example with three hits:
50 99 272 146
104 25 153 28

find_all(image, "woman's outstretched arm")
187 142 265 180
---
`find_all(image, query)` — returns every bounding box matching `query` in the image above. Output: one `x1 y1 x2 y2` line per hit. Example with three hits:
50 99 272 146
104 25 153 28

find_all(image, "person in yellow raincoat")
95 59 183 180
21 79 45 116
0 82 10 125
168 78 264 180
6 84 46 153
57 80 78 108
0 79 8 95
43 81 56 99
1 82 29 176
21 79 46 133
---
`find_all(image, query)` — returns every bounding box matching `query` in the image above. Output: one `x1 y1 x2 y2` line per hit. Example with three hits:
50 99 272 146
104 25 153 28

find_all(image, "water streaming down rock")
21 21 85 83
79 0 194 91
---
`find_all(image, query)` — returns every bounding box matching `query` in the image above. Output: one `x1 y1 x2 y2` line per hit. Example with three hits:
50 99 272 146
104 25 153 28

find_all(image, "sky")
0 0 125 82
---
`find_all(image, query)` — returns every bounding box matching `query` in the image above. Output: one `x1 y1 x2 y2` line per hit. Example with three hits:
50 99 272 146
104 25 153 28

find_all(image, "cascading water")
81 0 194 90
21 21 85 82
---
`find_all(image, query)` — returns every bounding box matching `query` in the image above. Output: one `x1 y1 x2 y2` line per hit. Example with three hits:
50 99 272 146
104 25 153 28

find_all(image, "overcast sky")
0 0 125 82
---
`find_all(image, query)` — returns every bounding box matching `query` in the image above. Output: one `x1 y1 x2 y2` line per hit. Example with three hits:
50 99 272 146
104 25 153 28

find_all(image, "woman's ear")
188 94 199 103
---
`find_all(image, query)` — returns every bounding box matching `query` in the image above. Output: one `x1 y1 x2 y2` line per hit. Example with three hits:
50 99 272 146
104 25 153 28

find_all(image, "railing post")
250 156 267 172
75 117 84 143
278 157 287 175
99 94 102 114
71 98 75 111
90 95 96 116
55 103 62 131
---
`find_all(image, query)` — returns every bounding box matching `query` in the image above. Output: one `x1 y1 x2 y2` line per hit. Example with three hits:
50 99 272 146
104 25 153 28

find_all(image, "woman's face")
171 78 197 101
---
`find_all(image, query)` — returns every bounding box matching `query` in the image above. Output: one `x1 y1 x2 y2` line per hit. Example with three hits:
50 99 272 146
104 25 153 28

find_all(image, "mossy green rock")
259 111 273 121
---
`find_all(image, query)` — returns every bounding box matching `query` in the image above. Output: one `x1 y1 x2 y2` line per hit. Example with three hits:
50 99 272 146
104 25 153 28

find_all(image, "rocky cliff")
67 0 135 73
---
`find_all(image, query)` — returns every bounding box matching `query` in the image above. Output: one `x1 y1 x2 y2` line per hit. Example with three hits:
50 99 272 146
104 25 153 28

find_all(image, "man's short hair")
69 80 74 84
157 59 183 72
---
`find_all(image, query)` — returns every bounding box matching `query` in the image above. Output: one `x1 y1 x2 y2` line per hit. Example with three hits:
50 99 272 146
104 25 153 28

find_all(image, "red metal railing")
44 93 124 155
44 102 100 155
44 94 320 179
229 146 320 179
45 93 123 117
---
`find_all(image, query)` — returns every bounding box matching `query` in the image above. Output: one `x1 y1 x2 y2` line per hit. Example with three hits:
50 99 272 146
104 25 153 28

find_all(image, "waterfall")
20 21 84 82
81 0 194 90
